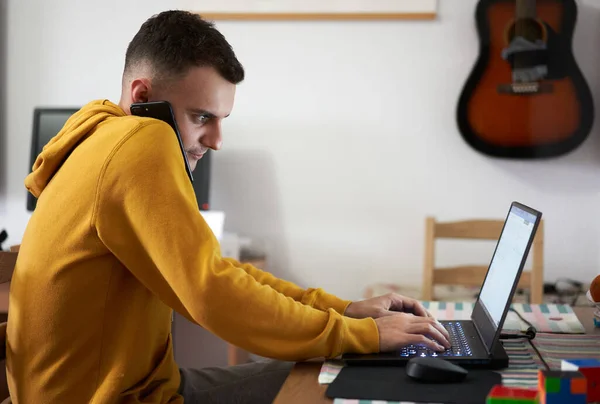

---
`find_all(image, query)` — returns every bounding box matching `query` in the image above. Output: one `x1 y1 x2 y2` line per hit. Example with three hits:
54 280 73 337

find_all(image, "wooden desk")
273 306 599 404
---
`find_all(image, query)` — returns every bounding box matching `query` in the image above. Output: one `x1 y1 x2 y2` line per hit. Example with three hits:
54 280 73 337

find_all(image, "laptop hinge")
471 318 493 357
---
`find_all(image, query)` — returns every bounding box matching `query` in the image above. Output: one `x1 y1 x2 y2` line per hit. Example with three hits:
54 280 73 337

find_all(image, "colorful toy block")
538 370 587 404
486 384 539 403
562 359 600 403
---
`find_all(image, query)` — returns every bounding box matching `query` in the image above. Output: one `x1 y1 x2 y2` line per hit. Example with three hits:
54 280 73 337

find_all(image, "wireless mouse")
406 357 468 383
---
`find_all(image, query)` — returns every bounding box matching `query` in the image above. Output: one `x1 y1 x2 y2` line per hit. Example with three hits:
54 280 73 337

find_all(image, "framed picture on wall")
196 0 438 21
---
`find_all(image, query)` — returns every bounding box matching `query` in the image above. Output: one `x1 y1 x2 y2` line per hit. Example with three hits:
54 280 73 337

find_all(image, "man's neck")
118 97 133 116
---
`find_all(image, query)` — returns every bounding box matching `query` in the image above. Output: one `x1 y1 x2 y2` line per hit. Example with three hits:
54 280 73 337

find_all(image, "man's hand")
345 293 451 349
345 293 431 320
375 313 452 352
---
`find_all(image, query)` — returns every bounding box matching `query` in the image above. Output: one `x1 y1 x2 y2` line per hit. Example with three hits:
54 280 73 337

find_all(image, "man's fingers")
411 335 446 352
420 307 449 339
425 317 451 341
410 323 451 349
377 309 401 318
399 297 429 317
386 293 407 312
435 320 451 341
385 294 435 319
428 320 450 345
409 317 451 346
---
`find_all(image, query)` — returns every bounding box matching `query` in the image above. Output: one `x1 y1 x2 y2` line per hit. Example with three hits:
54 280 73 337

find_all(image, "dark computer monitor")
193 149 211 211
26 107 211 212
27 108 79 211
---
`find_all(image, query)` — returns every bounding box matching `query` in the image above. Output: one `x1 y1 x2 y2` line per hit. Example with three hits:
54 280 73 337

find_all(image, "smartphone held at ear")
130 101 194 182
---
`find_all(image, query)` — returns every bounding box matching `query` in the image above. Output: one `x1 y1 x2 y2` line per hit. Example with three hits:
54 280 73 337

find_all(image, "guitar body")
457 0 594 158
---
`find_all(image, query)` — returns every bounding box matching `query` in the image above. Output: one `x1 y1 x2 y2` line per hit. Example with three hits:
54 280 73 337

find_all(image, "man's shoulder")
107 115 175 144
99 115 180 160
97 116 184 179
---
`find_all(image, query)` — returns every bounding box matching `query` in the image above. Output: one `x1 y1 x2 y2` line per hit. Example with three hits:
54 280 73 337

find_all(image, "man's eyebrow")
188 108 230 118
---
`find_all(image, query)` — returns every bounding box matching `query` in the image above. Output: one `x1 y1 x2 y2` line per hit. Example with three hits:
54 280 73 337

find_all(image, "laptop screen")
472 203 541 353
479 206 537 327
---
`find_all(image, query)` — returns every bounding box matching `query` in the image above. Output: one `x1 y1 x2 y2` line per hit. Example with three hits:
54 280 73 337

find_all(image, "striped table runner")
320 332 600 403
420 301 586 333
532 333 600 370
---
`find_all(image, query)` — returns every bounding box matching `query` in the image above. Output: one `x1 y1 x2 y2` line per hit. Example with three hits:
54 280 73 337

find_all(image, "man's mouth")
187 151 205 160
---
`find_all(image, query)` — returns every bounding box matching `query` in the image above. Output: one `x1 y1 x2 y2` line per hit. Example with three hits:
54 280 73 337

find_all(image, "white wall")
2 0 600 304
0 0 6 216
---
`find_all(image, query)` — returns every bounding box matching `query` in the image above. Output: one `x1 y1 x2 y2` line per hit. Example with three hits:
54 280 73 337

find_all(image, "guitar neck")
516 0 537 19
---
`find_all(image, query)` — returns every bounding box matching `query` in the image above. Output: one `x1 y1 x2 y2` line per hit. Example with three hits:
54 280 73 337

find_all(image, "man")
6 10 450 404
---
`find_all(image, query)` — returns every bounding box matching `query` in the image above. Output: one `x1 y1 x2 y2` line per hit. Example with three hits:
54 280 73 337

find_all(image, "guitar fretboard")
516 0 537 19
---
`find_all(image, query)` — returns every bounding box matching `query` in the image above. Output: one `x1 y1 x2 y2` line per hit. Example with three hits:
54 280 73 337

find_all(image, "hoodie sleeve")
223 257 351 315
93 121 379 361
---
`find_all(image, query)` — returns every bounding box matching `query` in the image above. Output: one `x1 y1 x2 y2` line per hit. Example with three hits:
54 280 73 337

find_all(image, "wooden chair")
421 217 544 304
0 249 16 403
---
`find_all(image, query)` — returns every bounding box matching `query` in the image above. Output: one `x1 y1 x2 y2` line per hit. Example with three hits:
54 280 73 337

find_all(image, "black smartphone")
130 101 194 182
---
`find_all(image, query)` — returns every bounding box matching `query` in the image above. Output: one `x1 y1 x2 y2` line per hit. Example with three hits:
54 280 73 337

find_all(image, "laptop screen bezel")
471 201 542 355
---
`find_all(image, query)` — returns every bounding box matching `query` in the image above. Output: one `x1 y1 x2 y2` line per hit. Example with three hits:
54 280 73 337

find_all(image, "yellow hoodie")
6 99 379 403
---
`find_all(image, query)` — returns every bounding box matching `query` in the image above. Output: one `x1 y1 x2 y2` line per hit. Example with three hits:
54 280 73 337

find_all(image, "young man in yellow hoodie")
6 10 450 404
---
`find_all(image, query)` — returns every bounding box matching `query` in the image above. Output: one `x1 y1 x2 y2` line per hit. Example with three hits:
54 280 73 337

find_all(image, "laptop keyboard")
399 322 473 358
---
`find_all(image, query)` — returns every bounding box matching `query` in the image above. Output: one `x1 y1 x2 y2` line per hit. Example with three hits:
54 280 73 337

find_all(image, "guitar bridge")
497 82 553 95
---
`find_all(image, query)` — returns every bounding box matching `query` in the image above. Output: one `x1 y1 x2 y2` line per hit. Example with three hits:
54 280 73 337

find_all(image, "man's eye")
197 115 210 124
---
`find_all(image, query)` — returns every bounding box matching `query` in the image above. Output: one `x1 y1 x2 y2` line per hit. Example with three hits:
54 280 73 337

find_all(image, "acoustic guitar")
457 0 595 159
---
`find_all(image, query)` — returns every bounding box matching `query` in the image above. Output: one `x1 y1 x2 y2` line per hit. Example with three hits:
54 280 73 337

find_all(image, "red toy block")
562 359 600 403
486 384 538 403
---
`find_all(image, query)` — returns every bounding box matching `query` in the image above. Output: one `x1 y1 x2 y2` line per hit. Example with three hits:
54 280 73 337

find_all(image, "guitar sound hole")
507 18 545 43
505 18 548 73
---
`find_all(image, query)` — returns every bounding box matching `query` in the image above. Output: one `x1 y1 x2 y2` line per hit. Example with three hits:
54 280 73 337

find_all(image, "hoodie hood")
25 99 126 198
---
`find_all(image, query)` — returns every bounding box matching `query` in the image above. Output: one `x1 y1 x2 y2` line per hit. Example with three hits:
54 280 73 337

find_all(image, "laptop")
343 201 542 370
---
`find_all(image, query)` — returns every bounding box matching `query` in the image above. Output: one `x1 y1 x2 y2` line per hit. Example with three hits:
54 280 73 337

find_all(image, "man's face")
150 66 236 171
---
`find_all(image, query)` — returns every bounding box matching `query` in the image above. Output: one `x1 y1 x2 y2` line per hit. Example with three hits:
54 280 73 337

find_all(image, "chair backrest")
0 250 15 402
421 217 544 304
0 252 16 286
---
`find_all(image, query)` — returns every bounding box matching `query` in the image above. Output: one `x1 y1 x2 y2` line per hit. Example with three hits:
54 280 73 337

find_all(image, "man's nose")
202 121 223 151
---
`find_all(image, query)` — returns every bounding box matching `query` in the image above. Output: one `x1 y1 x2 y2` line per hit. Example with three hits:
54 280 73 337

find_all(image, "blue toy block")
562 359 600 368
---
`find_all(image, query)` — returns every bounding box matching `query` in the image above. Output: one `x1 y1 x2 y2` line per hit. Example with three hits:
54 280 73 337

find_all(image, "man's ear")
130 78 152 104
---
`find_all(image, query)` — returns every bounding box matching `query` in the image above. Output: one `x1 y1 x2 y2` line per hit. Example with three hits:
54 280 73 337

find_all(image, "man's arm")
222 257 351 315
93 121 379 360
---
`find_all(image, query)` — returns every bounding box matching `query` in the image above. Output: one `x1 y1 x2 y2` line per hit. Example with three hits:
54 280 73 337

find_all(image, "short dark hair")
124 10 244 85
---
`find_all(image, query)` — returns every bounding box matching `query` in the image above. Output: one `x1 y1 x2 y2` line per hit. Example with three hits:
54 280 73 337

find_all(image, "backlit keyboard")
399 322 473 358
